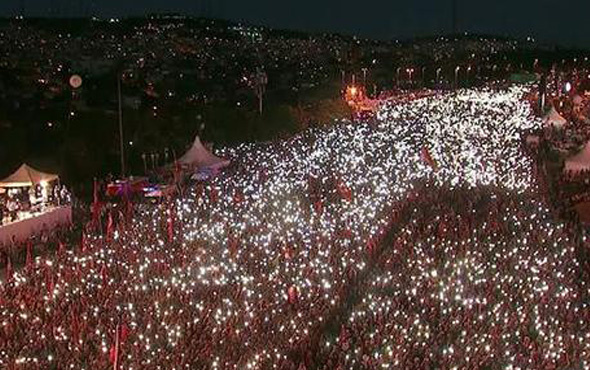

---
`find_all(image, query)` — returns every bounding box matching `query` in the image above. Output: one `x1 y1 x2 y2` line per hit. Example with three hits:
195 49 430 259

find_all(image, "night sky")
1 0 589 48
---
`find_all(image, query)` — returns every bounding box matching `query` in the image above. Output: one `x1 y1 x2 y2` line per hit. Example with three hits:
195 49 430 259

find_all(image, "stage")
0 206 72 245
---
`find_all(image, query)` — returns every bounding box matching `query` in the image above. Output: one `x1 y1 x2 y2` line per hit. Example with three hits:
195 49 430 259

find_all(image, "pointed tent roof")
543 107 567 129
565 142 590 173
0 164 59 188
178 136 230 169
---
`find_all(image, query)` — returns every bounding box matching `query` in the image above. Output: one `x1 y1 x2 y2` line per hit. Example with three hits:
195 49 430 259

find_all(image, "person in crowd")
0 86 587 369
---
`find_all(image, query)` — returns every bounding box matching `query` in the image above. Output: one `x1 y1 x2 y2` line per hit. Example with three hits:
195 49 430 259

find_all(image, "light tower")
452 0 458 34
19 0 25 18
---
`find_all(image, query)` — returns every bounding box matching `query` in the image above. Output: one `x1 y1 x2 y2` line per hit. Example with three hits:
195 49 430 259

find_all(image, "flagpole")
113 321 120 370
118 75 126 178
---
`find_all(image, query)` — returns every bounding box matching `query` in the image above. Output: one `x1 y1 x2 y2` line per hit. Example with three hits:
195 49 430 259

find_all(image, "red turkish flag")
287 286 298 304
120 322 130 342
420 146 438 170
167 215 174 243
58 241 66 256
106 211 114 241
5 257 13 282
101 264 108 287
80 232 87 253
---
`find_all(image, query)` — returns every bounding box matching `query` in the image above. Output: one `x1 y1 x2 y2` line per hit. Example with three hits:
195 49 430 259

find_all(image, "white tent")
178 136 230 169
543 107 567 129
0 164 59 188
565 142 590 172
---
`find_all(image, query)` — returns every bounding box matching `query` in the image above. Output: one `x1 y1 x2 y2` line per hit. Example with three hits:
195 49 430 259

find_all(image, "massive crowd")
1 85 588 369
316 186 588 369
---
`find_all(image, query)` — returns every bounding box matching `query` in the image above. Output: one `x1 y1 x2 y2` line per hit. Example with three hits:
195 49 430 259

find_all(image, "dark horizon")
1 1 589 49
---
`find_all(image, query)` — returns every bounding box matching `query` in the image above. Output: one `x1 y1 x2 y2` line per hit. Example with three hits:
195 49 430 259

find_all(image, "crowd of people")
315 185 587 369
1 85 588 369
531 76 590 222
0 184 71 226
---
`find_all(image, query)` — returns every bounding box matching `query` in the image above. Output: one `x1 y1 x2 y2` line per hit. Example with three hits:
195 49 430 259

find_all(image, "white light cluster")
1 86 585 370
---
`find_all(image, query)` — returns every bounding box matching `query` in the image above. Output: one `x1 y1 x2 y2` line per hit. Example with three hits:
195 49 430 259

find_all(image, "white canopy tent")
565 142 590 173
0 164 59 188
178 136 230 169
543 107 567 129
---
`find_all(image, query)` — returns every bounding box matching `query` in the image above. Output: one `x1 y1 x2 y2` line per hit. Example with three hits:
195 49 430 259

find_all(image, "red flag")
93 178 99 205
174 161 183 184
5 257 13 282
101 264 108 287
366 237 376 254
338 324 349 346
287 285 298 304
167 214 174 243
233 189 244 204
228 234 238 257
120 322 130 343
110 322 121 370
337 179 352 201
420 146 438 170
284 246 294 260
314 200 323 215
45 267 54 296
109 345 117 366
106 211 114 241
209 187 218 203
80 232 87 253
91 203 100 228
58 241 66 256
70 312 80 344
126 200 133 221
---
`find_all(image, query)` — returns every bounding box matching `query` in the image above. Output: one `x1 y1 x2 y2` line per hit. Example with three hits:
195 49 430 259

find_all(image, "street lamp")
361 67 368 86
406 68 414 84
436 68 442 83
454 66 461 88
141 153 147 174
117 74 126 178
252 67 268 115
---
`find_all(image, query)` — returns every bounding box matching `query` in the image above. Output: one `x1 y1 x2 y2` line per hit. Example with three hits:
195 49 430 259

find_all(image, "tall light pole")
421 67 426 85
252 67 268 115
452 0 458 34
117 75 126 178
454 66 460 88
436 68 442 84
361 67 368 86
141 153 147 174
407 68 414 84
18 0 25 17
